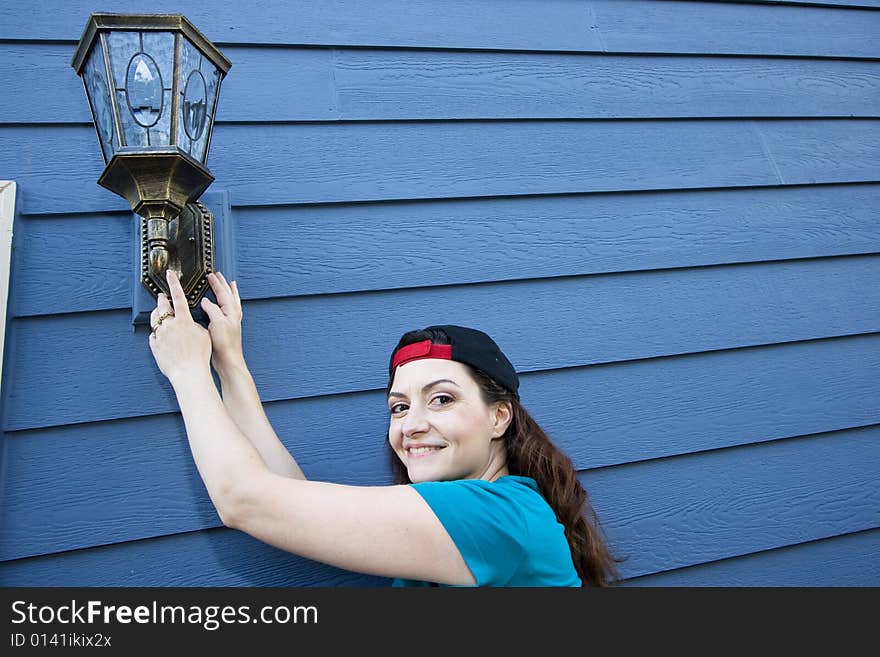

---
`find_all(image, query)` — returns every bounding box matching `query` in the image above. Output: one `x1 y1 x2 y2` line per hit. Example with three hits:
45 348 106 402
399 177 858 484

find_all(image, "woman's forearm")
169 366 269 522
213 355 306 480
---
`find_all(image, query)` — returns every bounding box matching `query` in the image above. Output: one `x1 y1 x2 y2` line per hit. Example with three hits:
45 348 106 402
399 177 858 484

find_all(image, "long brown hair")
387 328 624 587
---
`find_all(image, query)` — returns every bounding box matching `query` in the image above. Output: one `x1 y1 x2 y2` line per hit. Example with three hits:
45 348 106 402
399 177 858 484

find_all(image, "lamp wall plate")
131 189 234 330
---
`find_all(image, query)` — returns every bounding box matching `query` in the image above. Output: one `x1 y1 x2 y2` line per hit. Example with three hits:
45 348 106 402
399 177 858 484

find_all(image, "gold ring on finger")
151 311 174 334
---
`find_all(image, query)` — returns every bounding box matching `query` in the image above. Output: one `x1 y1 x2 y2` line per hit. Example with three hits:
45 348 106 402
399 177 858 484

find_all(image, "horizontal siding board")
178 119 879 209
0 0 598 51
13 211 131 317
755 1 880 7
534 336 880 468
13 184 880 317
7 44 880 124
1 1 878 57
0 120 780 215
229 184 880 300
328 50 880 121
4 119 879 216
2 336 878 559
591 0 880 58
7 120 873 216
0 528 389 586
758 120 880 183
0 45 336 125
4 256 880 430
586 426 880 579
622 528 880 586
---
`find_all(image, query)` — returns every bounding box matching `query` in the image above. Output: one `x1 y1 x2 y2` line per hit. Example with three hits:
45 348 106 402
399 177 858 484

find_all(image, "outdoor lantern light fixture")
71 13 231 304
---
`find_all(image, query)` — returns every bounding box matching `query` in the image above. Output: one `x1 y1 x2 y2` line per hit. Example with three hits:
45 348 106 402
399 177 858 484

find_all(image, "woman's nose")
401 403 429 436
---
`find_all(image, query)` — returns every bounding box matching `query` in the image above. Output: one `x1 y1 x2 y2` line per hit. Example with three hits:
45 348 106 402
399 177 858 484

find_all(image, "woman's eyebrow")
388 379 461 399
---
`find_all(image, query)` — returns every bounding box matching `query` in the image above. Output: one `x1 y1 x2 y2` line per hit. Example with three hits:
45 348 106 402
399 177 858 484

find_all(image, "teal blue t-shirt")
392 475 582 587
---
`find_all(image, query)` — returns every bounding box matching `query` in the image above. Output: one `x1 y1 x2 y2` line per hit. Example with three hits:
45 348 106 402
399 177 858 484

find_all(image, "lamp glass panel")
107 30 171 148
182 70 208 141
105 31 140 96
198 65 222 164
125 53 163 127
141 31 175 89
140 31 175 146
82 40 116 163
105 31 141 147
177 37 219 164
115 89 147 147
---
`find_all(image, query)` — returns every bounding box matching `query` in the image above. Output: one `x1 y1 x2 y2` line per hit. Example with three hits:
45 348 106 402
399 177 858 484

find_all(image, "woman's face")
387 358 512 483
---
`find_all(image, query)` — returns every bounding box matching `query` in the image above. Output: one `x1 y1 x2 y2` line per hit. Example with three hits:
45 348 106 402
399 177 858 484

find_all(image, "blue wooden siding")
1 0 878 586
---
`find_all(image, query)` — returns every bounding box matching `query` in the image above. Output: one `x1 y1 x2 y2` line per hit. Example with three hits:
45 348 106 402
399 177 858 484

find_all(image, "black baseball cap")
390 324 520 399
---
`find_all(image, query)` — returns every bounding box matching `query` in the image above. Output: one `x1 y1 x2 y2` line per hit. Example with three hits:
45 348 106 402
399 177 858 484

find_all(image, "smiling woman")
384 326 622 587
147 270 622 587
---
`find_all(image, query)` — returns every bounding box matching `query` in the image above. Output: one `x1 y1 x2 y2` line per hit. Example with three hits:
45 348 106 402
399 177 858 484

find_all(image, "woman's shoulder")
405 475 580 586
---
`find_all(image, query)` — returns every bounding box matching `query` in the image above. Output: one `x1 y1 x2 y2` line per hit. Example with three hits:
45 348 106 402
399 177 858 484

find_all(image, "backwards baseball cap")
389 324 520 399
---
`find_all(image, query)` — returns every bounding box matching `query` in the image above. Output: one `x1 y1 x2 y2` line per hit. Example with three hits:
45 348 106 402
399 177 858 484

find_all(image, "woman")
149 268 621 586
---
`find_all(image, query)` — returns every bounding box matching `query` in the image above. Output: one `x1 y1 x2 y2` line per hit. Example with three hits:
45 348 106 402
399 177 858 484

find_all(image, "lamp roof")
71 13 232 75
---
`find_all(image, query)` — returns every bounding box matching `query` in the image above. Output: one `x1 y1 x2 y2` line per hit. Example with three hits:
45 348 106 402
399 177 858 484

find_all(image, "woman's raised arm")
200 271 305 480
150 269 475 586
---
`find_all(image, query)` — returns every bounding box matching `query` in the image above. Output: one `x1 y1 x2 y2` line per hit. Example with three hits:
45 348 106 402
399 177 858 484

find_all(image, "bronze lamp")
71 13 231 305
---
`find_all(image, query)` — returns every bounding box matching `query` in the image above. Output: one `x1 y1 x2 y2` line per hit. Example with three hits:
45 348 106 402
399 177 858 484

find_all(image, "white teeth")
409 446 442 455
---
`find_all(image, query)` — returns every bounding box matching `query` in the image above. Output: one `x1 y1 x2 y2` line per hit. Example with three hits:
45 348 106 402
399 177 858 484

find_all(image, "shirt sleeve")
409 479 529 586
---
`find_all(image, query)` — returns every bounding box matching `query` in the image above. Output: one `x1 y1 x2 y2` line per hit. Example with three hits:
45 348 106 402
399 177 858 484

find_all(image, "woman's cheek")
388 421 403 450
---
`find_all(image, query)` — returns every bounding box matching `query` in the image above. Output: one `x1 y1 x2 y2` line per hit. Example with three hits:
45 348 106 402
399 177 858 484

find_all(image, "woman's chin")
408 465 468 484
406 462 445 483
407 468 434 484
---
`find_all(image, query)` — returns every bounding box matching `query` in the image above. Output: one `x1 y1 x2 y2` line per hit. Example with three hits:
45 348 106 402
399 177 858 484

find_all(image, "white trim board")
0 181 15 400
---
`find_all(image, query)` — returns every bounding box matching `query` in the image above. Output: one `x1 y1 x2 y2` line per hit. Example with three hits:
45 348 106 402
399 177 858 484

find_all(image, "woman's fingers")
157 292 172 312
222 274 241 311
148 292 175 342
150 292 173 325
218 272 241 311
208 271 241 314
200 296 224 322
217 271 241 310
165 269 191 320
208 272 236 312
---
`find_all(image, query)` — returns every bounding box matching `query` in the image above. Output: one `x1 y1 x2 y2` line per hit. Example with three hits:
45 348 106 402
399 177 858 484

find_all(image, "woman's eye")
389 396 451 414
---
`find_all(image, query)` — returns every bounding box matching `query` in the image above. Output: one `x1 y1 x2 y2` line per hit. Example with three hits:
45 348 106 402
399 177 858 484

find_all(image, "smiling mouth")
407 446 446 457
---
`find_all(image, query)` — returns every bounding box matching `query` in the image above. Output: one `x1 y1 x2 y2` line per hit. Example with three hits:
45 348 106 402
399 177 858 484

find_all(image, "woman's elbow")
216 500 240 529
212 478 249 530
213 467 274 531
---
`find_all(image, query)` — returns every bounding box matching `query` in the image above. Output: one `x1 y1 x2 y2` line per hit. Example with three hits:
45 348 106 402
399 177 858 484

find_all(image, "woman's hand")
199 271 244 372
148 269 213 386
